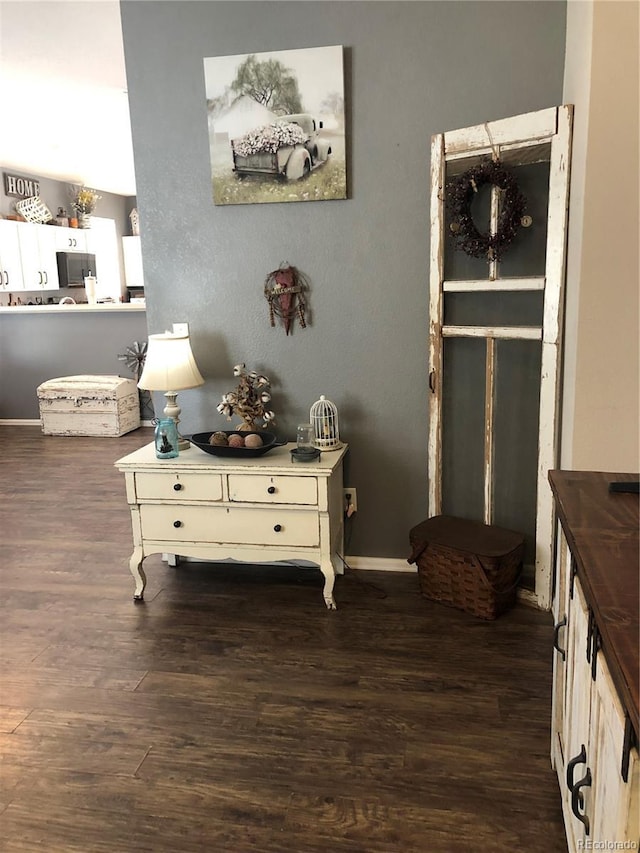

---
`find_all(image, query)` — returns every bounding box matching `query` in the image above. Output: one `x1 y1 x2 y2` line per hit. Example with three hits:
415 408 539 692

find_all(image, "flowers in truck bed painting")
233 122 307 157
203 45 346 205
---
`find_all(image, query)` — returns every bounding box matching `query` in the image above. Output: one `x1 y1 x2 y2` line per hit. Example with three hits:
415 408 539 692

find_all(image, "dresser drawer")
135 472 223 502
228 474 317 505
139 505 320 547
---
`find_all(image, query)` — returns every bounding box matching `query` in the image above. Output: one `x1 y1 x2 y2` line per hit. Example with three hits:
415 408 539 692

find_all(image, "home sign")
4 172 41 199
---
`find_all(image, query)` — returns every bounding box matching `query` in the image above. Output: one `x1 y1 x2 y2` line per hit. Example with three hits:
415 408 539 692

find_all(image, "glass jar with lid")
154 418 179 459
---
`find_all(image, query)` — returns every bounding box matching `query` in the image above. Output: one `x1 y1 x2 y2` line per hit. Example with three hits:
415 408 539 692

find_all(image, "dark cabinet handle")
553 616 567 661
571 769 592 835
273 524 282 532
429 370 436 393
567 744 587 791
173 483 183 491
173 520 182 528
267 486 276 494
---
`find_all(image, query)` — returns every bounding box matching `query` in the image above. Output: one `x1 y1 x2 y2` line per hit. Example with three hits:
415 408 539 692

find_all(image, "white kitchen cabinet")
561 577 596 848
554 564 639 851
17 223 59 290
122 235 144 289
591 655 640 843
550 471 639 853
54 226 91 253
0 220 25 291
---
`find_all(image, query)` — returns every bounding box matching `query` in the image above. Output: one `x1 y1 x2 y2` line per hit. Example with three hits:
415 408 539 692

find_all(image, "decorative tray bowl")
189 431 286 458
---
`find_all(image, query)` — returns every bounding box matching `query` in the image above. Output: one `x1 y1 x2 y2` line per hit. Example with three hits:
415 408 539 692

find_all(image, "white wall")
562 0 639 471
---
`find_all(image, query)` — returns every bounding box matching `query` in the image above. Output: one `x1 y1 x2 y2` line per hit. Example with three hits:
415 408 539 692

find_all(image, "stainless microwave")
56 251 97 287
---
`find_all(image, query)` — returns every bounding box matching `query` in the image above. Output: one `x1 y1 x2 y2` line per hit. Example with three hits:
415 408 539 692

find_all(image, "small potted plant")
69 186 101 228
217 363 276 431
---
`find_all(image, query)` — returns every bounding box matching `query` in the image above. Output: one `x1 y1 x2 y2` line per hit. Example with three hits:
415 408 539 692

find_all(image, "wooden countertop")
549 470 639 741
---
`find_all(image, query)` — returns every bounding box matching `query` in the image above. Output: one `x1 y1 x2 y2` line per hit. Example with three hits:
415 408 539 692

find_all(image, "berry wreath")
446 159 528 262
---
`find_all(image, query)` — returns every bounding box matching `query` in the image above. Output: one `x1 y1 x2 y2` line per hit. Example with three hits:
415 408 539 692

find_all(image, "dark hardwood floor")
0 426 566 852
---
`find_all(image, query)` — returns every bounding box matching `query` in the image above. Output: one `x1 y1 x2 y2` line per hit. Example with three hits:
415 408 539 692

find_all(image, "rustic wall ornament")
446 159 527 262
264 264 308 335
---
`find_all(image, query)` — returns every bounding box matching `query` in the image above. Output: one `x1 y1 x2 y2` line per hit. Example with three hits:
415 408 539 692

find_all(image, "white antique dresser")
115 441 347 608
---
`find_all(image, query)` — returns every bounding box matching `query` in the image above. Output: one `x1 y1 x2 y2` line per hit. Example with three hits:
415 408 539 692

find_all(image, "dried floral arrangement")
69 186 102 216
232 122 307 157
446 159 527 262
217 363 276 430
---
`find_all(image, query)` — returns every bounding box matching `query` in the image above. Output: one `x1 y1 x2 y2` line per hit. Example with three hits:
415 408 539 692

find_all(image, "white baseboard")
344 556 414 572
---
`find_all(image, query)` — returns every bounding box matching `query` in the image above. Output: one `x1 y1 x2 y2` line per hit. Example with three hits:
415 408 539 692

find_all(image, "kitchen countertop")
0 303 146 314
548 469 640 742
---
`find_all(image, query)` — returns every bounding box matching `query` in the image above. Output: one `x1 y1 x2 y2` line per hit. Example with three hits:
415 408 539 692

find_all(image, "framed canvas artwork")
203 45 346 206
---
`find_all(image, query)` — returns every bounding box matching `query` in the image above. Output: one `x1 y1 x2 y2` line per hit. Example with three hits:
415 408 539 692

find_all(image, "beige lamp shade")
138 332 205 391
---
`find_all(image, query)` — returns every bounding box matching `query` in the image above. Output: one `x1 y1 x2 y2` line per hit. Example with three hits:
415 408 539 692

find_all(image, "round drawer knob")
173 520 182 528
173 483 183 491
267 486 276 494
273 524 282 532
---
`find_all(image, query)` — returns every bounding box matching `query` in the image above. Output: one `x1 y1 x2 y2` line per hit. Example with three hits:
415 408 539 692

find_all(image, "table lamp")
138 331 204 450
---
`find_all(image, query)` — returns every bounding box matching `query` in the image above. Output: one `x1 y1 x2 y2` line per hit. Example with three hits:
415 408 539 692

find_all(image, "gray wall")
0 311 149 419
120 0 567 558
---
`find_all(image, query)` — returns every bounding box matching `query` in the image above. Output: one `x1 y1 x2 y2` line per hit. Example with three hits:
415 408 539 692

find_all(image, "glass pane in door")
492 339 542 572
443 156 492 282
444 290 544 327
497 158 551 277
441 337 485 521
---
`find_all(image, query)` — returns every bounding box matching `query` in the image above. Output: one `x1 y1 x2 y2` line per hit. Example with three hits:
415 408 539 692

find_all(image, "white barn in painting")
212 95 277 144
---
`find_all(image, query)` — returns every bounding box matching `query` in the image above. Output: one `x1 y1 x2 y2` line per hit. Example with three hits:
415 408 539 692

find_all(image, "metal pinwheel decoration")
118 340 155 420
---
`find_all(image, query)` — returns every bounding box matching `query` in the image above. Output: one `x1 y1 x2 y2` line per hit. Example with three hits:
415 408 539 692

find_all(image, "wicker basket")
15 196 53 224
407 515 524 620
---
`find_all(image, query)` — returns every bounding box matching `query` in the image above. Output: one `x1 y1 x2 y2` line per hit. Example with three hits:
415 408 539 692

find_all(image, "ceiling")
0 1 136 197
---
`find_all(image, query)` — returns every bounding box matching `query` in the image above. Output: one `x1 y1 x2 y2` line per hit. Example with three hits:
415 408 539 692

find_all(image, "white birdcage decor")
310 395 341 450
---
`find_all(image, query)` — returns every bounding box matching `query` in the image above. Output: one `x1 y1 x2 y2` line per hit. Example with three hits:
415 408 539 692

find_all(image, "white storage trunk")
37 375 141 436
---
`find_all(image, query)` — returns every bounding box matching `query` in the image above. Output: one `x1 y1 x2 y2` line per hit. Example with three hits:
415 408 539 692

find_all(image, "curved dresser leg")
129 547 146 601
320 560 337 610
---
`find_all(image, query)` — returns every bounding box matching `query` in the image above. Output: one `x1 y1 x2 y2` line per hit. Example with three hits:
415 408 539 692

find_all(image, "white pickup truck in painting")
231 114 332 181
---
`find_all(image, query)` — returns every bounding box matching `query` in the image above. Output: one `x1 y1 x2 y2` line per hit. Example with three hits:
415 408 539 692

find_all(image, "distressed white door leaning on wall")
428 105 573 611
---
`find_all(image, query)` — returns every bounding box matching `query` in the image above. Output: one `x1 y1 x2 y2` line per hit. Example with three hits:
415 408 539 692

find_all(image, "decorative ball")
228 434 245 448
244 433 263 448
209 431 229 446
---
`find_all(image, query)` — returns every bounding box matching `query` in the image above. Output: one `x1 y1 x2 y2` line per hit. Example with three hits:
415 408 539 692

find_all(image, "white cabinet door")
0 220 25 291
54 226 87 253
89 216 121 301
551 525 571 772
18 224 59 290
123 235 144 289
590 654 640 845
563 579 593 851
